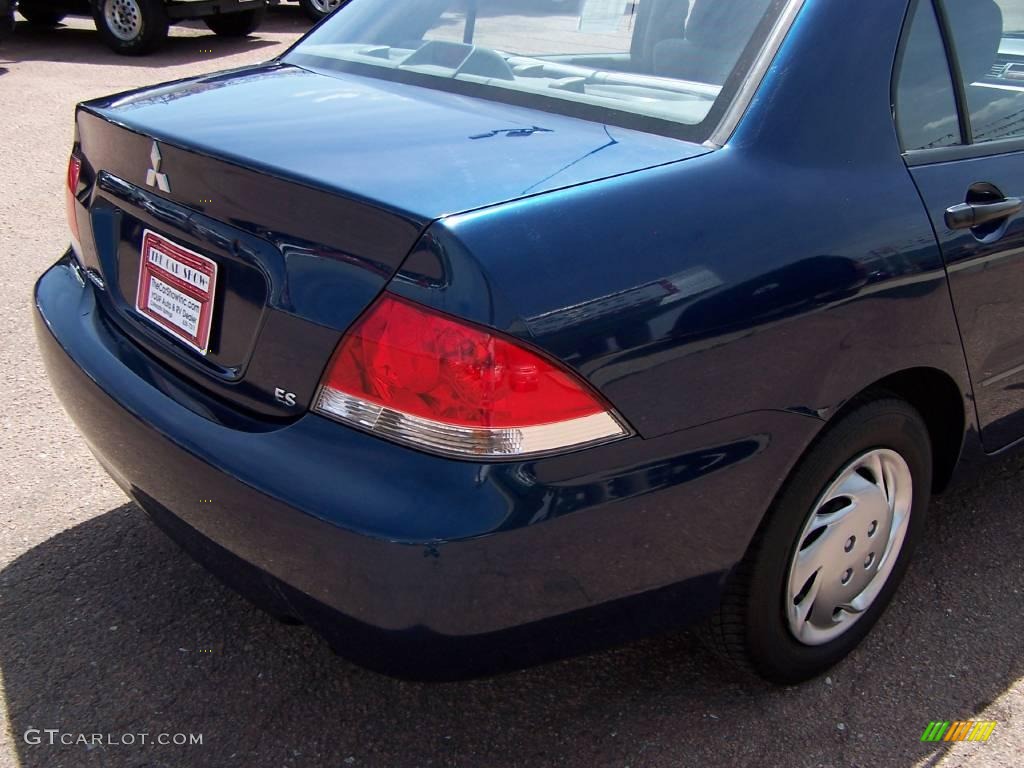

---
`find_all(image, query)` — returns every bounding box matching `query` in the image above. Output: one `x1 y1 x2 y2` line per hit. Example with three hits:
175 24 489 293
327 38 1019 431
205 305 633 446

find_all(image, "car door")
897 0 1024 451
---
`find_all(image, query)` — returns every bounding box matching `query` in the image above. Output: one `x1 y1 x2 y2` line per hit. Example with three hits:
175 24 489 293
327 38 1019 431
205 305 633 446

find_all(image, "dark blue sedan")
33 0 1024 683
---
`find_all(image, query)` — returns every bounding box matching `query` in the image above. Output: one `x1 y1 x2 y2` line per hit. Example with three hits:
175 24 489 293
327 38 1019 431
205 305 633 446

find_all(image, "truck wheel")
18 0 66 26
93 0 168 55
204 7 265 37
299 0 340 23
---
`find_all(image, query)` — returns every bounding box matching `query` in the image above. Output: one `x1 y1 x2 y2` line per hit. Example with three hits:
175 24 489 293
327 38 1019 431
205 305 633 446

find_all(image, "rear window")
283 0 793 141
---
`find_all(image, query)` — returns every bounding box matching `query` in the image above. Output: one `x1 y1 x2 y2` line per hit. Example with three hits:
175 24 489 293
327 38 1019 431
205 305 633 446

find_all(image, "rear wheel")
299 0 340 22
93 0 168 55
18 0 65 26
706 397 933 684
204 7 265 37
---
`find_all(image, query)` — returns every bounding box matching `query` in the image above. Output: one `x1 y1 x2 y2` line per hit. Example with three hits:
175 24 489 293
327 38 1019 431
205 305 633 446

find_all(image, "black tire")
299 0 336 23
705 397 933 684
18 0 65 26
92 0 168 55
204 6 265 37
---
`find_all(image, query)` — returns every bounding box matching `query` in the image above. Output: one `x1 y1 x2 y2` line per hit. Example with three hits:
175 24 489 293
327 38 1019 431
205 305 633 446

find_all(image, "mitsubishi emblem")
146 142 171 193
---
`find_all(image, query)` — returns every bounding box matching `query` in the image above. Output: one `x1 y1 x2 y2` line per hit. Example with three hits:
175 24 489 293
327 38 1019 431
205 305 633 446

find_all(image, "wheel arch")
834 367 967 493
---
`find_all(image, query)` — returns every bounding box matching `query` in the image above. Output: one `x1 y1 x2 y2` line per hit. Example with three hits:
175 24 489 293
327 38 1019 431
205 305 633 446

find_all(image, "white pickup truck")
17 0 266 54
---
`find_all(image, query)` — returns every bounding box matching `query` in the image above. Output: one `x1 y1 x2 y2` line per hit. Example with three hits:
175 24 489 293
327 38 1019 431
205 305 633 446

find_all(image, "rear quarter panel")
390 0 974 442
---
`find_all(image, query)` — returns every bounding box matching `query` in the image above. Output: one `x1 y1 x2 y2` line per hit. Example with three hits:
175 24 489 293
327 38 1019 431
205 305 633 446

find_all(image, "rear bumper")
34 254 821 678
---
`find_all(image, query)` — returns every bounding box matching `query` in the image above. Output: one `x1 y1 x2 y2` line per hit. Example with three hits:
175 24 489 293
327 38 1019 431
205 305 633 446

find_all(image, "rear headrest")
685 0 772 51
945 0 1003 82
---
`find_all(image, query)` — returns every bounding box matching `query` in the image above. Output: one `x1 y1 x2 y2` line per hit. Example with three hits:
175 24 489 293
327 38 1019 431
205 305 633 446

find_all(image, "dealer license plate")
135 229 218 355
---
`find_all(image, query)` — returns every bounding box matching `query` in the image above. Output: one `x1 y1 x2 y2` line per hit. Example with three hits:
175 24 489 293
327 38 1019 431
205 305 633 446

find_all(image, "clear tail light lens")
66 154 82 253
313 294 630 459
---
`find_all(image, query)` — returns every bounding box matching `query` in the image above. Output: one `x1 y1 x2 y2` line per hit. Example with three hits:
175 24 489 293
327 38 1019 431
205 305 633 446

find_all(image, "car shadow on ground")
2 6 306 67
1 449 1022 767
4 23 278 66
251 3 317 33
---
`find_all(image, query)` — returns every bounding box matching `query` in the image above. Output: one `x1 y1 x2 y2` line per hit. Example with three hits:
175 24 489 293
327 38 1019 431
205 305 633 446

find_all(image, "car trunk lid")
71 62 706 418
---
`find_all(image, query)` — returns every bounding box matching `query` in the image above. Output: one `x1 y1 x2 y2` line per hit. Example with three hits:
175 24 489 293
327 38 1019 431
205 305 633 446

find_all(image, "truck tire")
92 0 169 55
299 0 340 23
204 6 264 37
19 0 66 26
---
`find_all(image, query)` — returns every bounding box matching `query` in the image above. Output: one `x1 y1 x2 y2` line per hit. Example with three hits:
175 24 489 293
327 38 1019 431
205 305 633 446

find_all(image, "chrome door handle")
945 197 1023 230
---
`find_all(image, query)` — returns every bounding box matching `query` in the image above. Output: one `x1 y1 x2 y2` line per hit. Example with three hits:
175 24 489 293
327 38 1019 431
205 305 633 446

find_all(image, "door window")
945 0 1024 142
895 0 962 151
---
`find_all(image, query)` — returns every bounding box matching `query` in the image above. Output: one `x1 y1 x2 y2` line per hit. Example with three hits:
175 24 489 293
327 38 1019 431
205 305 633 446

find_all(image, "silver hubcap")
105 0 142 41
785 448 913 646
311 0 342 13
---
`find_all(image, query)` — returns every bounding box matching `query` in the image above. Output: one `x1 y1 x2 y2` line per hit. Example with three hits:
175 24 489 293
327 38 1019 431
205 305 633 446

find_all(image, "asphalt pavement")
0 9 1021 768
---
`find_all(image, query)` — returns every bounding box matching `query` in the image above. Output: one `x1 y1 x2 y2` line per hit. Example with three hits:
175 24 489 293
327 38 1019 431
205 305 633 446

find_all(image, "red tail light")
66 154 82 250
314 294 630 459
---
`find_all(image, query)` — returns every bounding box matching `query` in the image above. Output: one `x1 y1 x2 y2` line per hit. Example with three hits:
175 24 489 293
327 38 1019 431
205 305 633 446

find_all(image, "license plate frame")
135 229 219 356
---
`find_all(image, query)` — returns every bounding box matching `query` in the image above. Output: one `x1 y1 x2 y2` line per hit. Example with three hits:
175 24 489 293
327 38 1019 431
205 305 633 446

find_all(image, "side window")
896 0 962 151
945 0 1023 143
